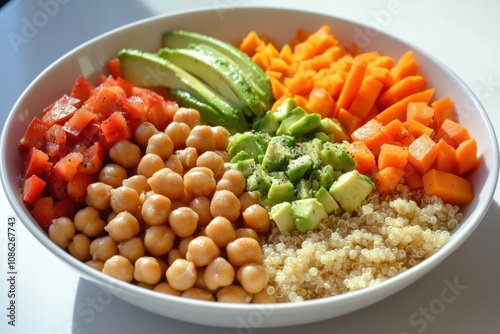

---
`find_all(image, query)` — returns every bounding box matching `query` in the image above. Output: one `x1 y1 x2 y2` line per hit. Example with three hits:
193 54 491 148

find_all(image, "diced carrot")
408 134 438 175
307 87 334 118
63 107 96 138
23 147 49 179
363 105 379 123
22 175 46 206
375 88 435 125
403 119 434 138
385 118 410 142
434 119 470 148
67 173 95 202
403 163 424 190
239 31 262 56
390 50 418 83
33 197 55 228
433 139 458 174
456 138 478 175
347 141 377 174
337 108 363 136
349 75 384 119
294 95 309 111
377 76 427 109
422 169 473 205
70 75 96 103
366 55 395 70
351 118 394 156
293 25 338 61
368 67 393 89
53 151 84 181
432 97 453 129
270 76 289 100
406 101 434 126
378 143 409 170
41 94 79 126
269 57 290 74
18 117 50 152
100 111 131 144
271 95 288 112
372 166 405 193
279 44 293 64
252 52 269 71
334 57 367 116
286 69 315 96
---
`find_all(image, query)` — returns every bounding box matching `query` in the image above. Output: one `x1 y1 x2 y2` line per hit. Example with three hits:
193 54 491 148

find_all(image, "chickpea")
234 228 259 240
216 285 252 303
172 107 201 129
118 237 145 263
210 190 241 222
167 248 183 266
226 237 262 267
164 122 190 149
179 190 194 205
252 289 278 303
204 257 235 291
122 175 150 195
86 182 112 210
73 206 106 237
185 236 220 267
183 167 216 197
186 125 216 154
67 233 91 262
155 256 168 275
181 287 215 301
166 258 197 291
177 236 195 258
137 282 155 290
147 168 184 200
153 282 181 296
216 170 246 197
137 153 165 178
104 211 140 243
169 207 198 237
211 126 230 150
141 193 171 226
238 191 260 213
146 132 174 160
236 263 269 294
188 196 212 228
109 139 141 168
102 255 134 282
204 216 236 247
99 163 127 188
242 204 270 233
107 211 118 223
144 225 175 256
175 147 198 171
196 151 225 177
85 260 104 271
134 256 162 284
134 121 158 148
110 186 139 214
48 217 75 249
164 154 184 175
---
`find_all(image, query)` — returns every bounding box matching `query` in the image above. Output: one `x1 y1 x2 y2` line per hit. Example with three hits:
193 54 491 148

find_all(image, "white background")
1 0 499 333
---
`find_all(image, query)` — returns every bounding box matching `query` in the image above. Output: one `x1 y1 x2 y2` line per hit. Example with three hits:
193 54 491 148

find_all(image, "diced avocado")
253 111 279 134
297 137 322 169
276 107 307 136
314 131 334 143
261 136 295 171
286 155 313 184
314 186 339 214
230 151 251 163
273 98 298 121
161 30 272 111
288 113 322 136
329 170 375 212
320 142 356 172
246 166 271 192
228 132 268 163
231 158 256 178
296 179 312 199
319 118 350 143
318 164 335 189
267 177 295 205
292 198 328 233
270 202 295 233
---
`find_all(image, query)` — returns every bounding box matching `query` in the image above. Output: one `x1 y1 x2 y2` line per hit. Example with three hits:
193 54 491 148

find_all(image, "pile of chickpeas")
48 106 277 303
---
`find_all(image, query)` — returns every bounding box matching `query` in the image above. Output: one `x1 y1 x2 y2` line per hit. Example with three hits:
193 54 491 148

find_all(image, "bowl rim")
1 4 498 320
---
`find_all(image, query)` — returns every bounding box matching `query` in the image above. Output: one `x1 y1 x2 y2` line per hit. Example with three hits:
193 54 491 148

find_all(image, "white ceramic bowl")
1 7 498 328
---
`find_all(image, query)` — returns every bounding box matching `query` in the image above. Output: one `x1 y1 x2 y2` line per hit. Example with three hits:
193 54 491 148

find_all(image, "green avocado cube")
270 202 295 233
292 198 328 232
329 170 375 212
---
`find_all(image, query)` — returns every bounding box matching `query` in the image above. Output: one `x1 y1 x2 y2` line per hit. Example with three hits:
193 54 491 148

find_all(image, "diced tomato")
22 174 46 206
23 147 49 179
33 197 55 228
123 95 148 129
108 58 122 79
116 76 134 96
100 111 131 144
53 151 84 181
53 197 78 220
70 75 96 104
67 173 95 202
18 117 50 152
85 83 127 120
147 100 171 131
45 124 67 161
41 94 79 126
63 107 96 139
45 165 68 200
77 141 105 175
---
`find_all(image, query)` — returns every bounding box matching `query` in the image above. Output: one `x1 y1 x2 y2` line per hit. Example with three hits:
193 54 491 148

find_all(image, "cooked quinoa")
260 184 462 302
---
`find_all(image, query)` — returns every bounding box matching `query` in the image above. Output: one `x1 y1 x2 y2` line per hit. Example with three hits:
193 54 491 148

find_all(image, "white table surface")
1 0 499 333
